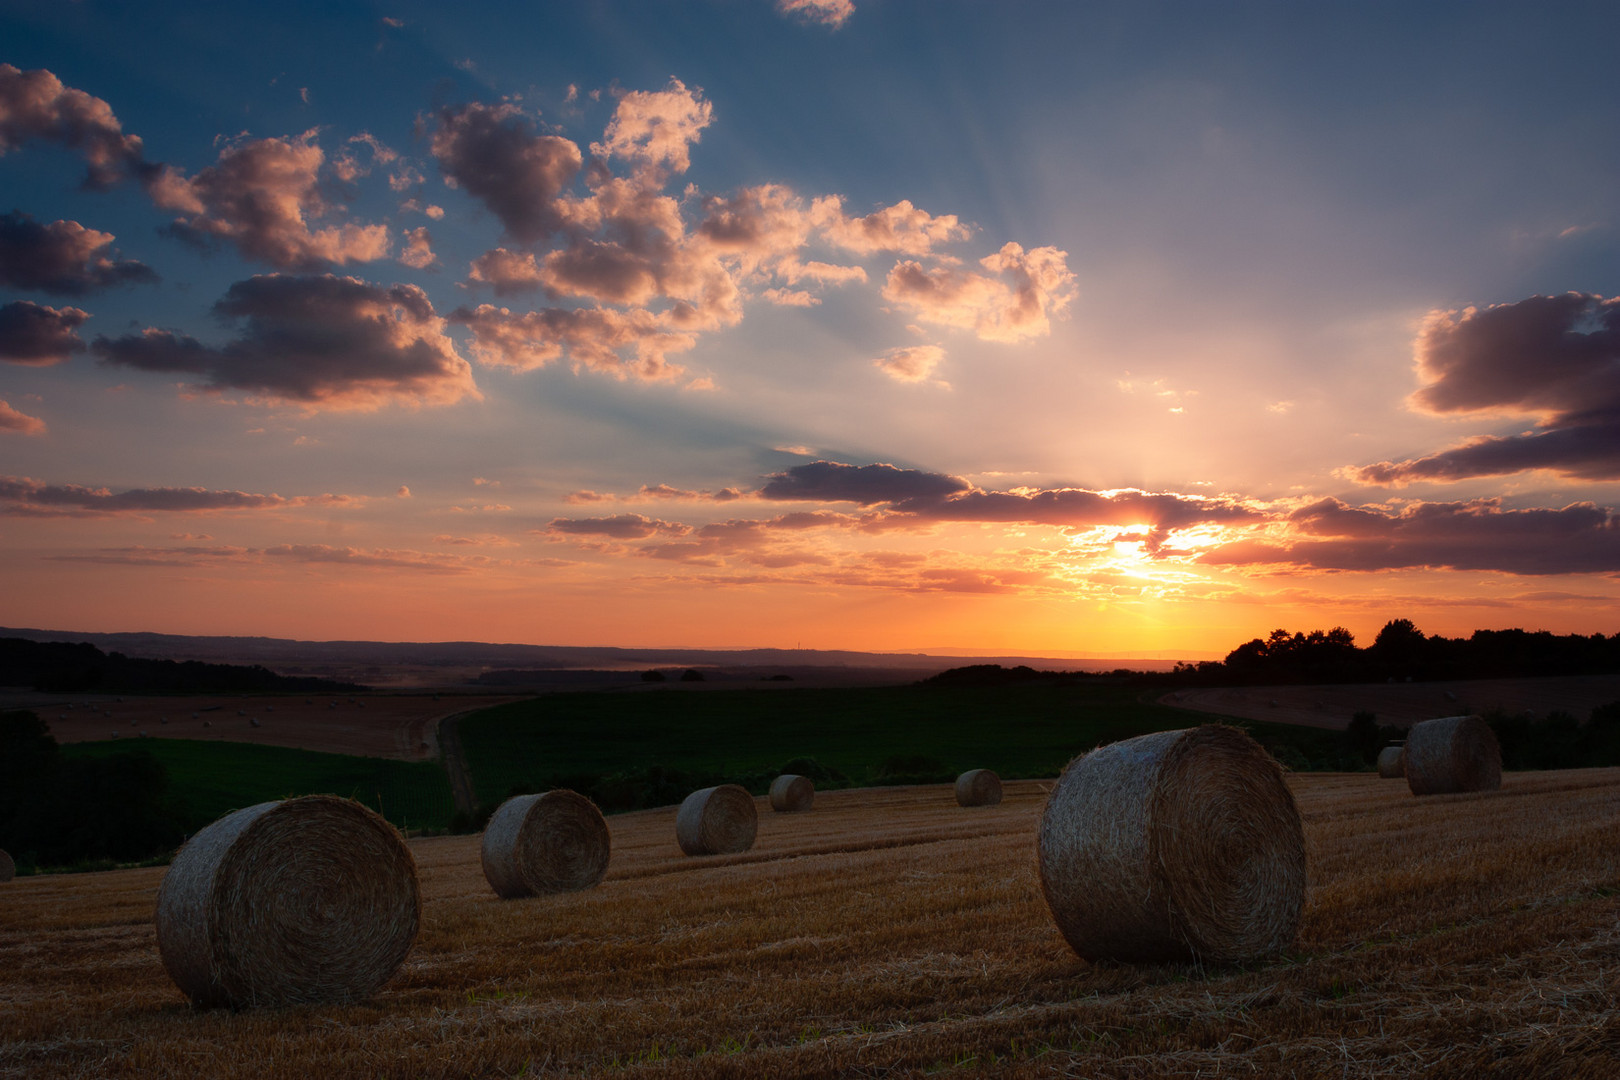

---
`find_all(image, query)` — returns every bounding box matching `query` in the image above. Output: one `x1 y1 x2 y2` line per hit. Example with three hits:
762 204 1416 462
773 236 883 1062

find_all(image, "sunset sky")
3 1 1619 658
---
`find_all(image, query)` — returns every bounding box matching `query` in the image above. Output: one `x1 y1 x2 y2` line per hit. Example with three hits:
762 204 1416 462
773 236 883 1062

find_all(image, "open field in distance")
4 771 1620 1078
1166 673 1620 730
0 691 525 762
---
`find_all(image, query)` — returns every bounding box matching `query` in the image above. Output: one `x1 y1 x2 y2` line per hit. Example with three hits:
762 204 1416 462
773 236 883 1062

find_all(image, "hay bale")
0 849 14 883
955 769 1002 807
1405 714 1501 795
675 784 757 855
154 795 419 1009
481 789 610 898
768 774 814 812
1037 725 1306 964
1376 745 1406 778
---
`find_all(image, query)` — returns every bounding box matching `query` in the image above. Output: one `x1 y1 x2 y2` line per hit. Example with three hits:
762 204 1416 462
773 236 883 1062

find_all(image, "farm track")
5 773 1620 1077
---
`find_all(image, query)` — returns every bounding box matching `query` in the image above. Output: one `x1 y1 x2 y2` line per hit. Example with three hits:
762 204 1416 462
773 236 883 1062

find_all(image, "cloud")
1203 496 1620 575
1347 293 1620 484
777 0 854 29
430 102 583 243
0 474 359 516
0 300 89 365
0 399 45 435
261 543 475 574
590 78 712 179
813 196 969 256
0 64 150 188
759 461 970 505
882 242 1076 342
92 274 479 410
902 486 1266 532
0 211 158 294
398 226 437 269
544 513 690 539
874 344 945 383
450 302 695 378
149 131 391 269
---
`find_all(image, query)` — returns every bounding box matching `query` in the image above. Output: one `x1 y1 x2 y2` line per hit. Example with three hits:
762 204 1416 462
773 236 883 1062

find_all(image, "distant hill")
0 638 364 694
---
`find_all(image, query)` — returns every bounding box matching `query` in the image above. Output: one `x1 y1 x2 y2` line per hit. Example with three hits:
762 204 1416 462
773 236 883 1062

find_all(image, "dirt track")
3 691 526 761
1164 673 1620 730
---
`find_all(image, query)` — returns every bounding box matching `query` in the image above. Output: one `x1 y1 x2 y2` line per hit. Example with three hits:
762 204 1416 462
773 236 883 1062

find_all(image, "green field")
63 738 456 832
457 681 1357 807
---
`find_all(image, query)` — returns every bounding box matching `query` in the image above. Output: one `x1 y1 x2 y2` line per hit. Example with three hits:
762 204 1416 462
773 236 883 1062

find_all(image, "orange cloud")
151 131 391 269
873 344 945 383
0 399 46 435
0 64 151 188
776 0 854 29
590 78 713 179
882 242 1076 342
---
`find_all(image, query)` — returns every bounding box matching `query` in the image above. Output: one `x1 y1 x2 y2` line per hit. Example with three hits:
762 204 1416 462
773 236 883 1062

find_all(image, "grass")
457 681 1364 805
4 770 1620 1077
62 738 456 833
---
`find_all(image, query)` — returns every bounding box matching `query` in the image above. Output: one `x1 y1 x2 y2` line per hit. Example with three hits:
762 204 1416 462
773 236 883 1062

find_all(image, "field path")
434 704 487 814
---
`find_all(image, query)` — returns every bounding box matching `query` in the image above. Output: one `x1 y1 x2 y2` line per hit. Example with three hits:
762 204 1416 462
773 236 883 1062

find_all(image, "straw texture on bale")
481 789 610 898
0 848 13 883
1405 714 1501 796
154 795 420 1009
675 784 757 855
768 774 814 812
955 768 1003 807
1037 725 1306 964
1377 745 1406 778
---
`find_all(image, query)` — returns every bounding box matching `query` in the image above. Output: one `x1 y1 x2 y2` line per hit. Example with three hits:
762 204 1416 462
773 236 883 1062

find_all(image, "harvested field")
1165 672 1620 730
4 771 1620 1078
1 692 524 762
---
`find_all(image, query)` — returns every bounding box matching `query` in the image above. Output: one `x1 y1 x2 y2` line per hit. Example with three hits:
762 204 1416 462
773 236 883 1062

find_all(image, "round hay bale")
1376 745 1406 778
675 784 757 855
768 774 814 812
0 849 14 883
154 795 420 1009
1037 725 1306 964
955 769 1002 807
480 789 610 898
1405 715 1501 795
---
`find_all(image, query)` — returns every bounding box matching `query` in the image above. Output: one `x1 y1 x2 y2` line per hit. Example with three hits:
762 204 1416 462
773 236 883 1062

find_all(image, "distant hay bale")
675 785 757 855
1037 725 1306 964
154 795 420 1009
481 790 610 898
0 849 14 883
1405 715 1501 796
955 769 1002 807
1377 745 1406 778
768 774 814 812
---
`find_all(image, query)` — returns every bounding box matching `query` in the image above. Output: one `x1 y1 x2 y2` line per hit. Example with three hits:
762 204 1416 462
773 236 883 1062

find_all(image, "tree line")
0 638 363 694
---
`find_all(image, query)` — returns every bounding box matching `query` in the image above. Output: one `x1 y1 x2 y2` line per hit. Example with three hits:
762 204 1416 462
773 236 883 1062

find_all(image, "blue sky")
2 0 1618 654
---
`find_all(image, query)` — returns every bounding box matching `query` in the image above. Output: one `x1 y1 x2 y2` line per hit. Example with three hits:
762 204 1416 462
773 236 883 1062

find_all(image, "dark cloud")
545 513 689 540
0 474 356 516
899 487 1265 532
0 300 89 365
0 64 151 188
92 274 478 410
759 461 970 505
430 103 582 243
1203 497 1620 575
149 133 390 270
1348 293 1620 484
0 211 158 294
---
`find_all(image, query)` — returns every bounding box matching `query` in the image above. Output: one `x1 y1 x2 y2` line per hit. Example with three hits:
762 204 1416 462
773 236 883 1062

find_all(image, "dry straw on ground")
0 848 12 883
154 794 420 1009
1377 745 1406 778
675 784 757 855
768 773 814 812
1405 714 1501 795
955 768 1002 806
481 789 610 898
1037 724 1306 964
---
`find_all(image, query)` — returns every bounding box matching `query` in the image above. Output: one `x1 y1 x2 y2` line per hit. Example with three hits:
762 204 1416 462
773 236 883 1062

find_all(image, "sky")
2 0 1619 658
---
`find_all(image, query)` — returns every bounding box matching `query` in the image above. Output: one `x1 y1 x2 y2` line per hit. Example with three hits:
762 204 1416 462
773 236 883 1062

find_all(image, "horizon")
3 2 1619 655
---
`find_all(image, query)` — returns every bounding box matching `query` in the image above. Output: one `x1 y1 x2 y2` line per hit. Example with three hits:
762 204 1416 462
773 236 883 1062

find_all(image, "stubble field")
3 771 1620 1078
